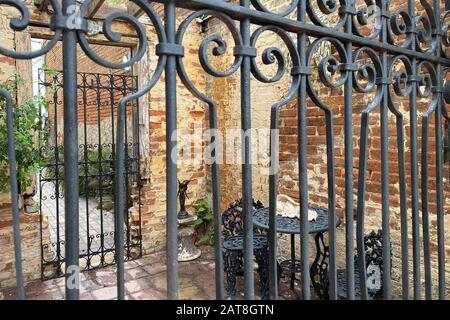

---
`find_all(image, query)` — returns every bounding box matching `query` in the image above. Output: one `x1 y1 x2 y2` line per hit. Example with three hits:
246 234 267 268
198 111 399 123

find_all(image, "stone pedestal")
177 215 201 262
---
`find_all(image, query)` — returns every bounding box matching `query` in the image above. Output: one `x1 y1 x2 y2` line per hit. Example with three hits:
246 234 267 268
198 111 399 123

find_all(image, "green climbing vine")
0 75 50 193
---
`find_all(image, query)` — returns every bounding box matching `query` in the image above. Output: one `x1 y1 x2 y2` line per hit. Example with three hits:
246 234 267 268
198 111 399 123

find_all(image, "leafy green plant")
41 64 59 78
0 76 50 193
41 64 59 95
193 200 215 246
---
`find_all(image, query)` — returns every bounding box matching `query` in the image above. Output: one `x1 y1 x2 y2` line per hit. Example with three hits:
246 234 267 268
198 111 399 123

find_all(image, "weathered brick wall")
0 7 47 290
44 42 134 147
204 10 293 211
139 18 208 254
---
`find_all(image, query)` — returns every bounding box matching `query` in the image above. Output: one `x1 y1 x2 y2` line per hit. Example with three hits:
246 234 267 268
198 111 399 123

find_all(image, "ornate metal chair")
337 230 390 299
222 198 270 299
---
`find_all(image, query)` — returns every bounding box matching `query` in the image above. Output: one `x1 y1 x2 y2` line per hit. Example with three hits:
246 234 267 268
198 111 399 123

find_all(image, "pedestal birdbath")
177 179 201 261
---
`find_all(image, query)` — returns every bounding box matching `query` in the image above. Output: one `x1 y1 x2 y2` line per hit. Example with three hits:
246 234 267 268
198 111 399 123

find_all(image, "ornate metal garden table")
253 207 341 299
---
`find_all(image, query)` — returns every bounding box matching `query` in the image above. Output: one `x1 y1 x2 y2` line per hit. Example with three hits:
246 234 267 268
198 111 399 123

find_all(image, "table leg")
223 250 239 299
290 234 295 290
255 246 269 300
310 232 330 299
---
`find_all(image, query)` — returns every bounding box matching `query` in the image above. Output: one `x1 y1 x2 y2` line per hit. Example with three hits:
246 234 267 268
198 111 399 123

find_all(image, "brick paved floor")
40 181 116 257
0 247 302 300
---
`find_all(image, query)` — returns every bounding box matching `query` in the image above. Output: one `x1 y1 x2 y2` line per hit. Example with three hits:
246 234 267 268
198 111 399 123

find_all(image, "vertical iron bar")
113 76 139 299
110 75 116 154
240 0 254 300
436 96 446 301
297 0 310 300
434 0 446 301
114 97 126 299
96 75 105 264
165 0 179 300
133 77 143 258
290 234 295 290
324 109 337 300
62 0 80 300
382 56 410 299
356 111 370 300
421 116 432 299
131 76 142 256
342 0 355 301
38 70 45 281
82 74 91 269
122 77 131 259
0 89 25 300
408 0 421 300
110 75 116 220
396 105 409 300
380 2 392 299
52 77 62 274
269 107 278 299
208 102 225 300
109 74 118 275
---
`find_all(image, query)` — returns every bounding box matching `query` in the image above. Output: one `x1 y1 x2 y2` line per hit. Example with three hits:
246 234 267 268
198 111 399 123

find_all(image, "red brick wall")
138 19 209 254
44 42 134 129
278 0 450 224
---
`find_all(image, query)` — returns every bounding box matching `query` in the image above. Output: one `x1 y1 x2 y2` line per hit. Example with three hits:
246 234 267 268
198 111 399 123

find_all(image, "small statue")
176 178 201 261
177 179 191 220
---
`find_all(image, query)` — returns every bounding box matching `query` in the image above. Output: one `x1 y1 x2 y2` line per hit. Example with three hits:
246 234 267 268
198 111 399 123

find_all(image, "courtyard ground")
0 247 301 300
39 180 116 256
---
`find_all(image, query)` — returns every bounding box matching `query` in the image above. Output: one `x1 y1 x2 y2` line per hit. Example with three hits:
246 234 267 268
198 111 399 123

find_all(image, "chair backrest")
355 229 392 298
222 198 264 240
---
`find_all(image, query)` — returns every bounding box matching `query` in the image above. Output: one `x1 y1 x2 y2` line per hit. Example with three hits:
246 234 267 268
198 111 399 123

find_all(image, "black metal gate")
38 69 142 280
0 0 449 301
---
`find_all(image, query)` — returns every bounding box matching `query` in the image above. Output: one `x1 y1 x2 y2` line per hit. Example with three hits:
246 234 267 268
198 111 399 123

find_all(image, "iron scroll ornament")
416 60 441 299
81 0 167 301
175 10 301 299
87 0 167 300
250 24 301 299
306 0 347 31
0 0 63 58
175 9 244 300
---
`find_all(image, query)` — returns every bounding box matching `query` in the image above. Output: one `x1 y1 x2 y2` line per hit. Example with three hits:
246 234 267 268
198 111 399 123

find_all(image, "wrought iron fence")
0 0 449 300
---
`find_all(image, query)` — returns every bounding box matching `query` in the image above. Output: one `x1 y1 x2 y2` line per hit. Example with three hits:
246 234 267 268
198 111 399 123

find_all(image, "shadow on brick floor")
0 247 304 300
